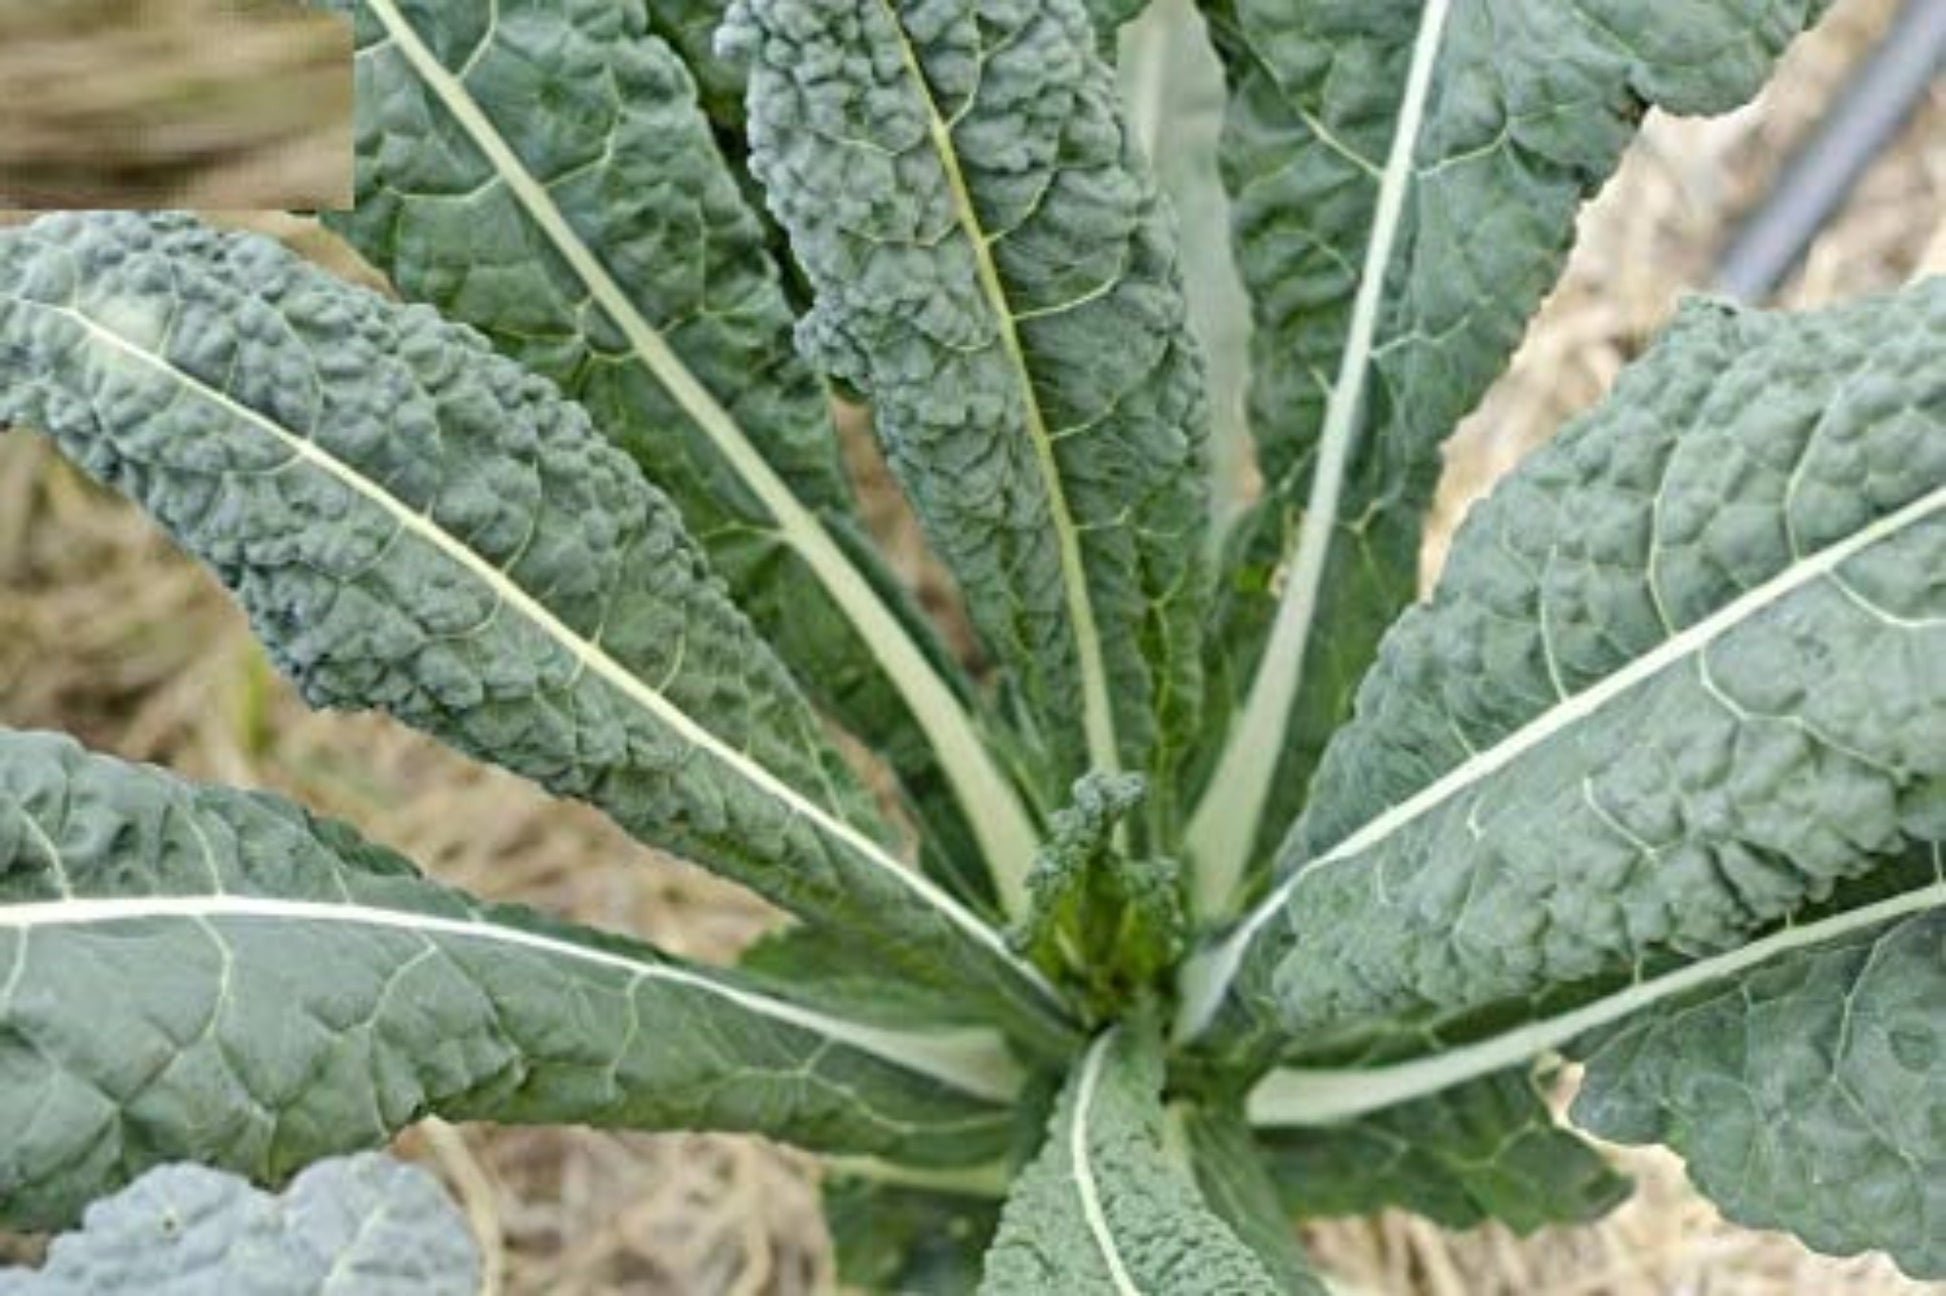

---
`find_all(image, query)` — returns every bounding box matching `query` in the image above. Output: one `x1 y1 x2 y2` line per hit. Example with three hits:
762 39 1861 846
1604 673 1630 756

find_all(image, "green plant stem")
1182 0 1454 920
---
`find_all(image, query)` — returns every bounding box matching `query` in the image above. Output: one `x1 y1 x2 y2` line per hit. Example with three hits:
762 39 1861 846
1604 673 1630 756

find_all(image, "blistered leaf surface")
0 731 1018 1230
312 0 1014 904
979 1027 1281 1294
1190 0 1834 886
727 0 1212 814
0 212 1066 1046
1573 850 1946 1279
1208 283 1945 1050
0 1154 478 1296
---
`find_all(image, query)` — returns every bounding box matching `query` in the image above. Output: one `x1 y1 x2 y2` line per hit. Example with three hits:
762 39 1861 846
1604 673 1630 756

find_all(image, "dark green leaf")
738 921 991 1030
726 0 1213 831
979 1024 1280 1294
311 0 1037 909
1185 282 1946 1058
1184 0 1837 910
1116 0 1254 541
825 1175 1001 1296
1255 1070 1628 1234
1087 0 1153 48
0 211 1071 1052
1572 847 1946 1279
1180 1107 1326 1294
0 730 1020 1230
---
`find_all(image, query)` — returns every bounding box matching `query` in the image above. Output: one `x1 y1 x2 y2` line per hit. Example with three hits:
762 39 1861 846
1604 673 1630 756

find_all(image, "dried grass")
0 0 350 209
0 0 1941 1290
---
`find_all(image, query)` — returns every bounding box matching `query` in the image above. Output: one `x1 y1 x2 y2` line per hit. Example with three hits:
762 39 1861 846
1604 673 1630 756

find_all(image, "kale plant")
0 0 1940 1288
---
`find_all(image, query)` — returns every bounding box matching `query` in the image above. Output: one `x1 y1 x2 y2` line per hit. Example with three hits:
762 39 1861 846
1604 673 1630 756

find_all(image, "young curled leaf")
1013 774 1185 1019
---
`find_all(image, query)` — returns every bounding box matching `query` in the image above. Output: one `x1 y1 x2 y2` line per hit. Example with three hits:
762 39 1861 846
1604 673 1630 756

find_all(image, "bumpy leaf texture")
1195 281 1945 1055
979 1026 1285 1295
1572 846 1946 1278
1243 845 1946 1266
0 212 1070 1051
1084 0 1152 48
309 0 1027 907
0 1154 477 1296
1185 0 1834 900
637 0 748 127
1180 1107 1327 1294
725 0 1212 832
1254 1069 1628 1233
0 731 1023 1231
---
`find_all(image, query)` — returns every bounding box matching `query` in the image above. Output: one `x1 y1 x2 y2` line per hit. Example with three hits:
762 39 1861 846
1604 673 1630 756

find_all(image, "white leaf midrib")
1070 1031 1143 1296
0 893 1028 1102
42 301 1060 1013
1180 480 1946 1041
360 0 1042 912
1245 868 1946 1126
874 0 1123 782
1183 0 1455 918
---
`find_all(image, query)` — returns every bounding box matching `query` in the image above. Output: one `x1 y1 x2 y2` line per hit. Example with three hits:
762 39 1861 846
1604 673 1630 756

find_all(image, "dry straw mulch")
1 0 1942 1291
0 0 350 209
